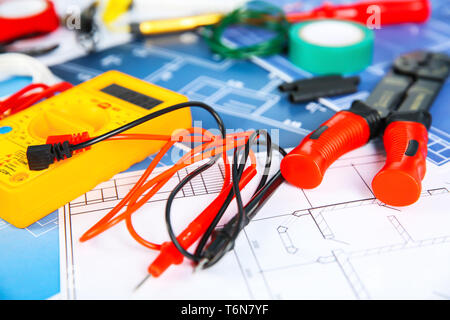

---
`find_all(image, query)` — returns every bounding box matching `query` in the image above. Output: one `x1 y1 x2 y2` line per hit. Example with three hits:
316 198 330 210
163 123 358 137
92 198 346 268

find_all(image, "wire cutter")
280 50 450 206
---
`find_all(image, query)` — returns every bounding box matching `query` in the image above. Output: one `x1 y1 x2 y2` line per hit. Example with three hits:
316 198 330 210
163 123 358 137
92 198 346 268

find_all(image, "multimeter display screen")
101 84 163 110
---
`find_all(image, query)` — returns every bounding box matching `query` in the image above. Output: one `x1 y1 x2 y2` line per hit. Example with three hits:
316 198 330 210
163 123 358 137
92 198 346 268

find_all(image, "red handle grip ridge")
280 111 371 189
372 121 428 206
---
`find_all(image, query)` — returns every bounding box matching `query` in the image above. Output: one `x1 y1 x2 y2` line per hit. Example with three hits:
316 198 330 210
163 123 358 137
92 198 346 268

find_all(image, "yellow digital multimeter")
0 70 191 228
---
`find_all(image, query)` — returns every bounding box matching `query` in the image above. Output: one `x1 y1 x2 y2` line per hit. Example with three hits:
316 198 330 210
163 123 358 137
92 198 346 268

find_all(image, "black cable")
27 101 227 171
70 101 226 151
88 100 227 262
68 100 229 265
164 158 220 262
27 97 286 271
165 131 268 262
196 131 274 268
230 130 272 240
194 130 272 259
164 136 253 263
201 144 286 269
164 129 285 267
65 100 228 263
33 96 285 270
203 172 284 269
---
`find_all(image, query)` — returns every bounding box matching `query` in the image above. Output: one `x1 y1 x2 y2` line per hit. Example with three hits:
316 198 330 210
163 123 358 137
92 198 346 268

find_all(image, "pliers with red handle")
280 51 450 206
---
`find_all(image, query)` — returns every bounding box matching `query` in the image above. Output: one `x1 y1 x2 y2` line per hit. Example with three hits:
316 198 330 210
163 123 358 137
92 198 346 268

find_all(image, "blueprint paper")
1 0 449 300
58 146 450 300
49 0 450 166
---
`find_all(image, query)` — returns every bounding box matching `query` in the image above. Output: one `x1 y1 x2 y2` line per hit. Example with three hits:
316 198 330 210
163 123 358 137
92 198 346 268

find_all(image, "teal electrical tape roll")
288 19 374 75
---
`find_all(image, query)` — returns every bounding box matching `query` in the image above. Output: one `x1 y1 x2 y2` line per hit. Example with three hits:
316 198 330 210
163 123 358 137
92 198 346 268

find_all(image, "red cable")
79 129 257 254
0 82 73 119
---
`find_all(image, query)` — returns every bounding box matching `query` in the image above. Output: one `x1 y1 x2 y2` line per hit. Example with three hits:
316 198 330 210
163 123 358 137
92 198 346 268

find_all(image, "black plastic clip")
279 75 360 103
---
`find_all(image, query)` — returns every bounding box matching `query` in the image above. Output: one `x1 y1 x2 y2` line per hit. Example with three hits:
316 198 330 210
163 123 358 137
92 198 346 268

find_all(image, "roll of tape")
288 19 374 74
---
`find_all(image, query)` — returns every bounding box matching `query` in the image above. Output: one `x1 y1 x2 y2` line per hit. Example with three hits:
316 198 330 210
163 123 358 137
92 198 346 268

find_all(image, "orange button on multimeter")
0 71 191 228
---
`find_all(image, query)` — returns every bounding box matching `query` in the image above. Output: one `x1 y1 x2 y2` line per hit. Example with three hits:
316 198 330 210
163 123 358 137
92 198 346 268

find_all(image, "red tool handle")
286 0 431 26
0 0 59 43
372 121 428 206
280 110 372 189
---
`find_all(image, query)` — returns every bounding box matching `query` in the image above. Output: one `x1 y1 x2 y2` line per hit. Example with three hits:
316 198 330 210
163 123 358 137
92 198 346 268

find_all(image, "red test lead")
146 166 256 279
286 0 431 26
0 82 73 120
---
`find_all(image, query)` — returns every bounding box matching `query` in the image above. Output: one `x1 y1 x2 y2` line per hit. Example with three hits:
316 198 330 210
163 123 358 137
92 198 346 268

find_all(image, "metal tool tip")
193 258 208 273
134 273 151 292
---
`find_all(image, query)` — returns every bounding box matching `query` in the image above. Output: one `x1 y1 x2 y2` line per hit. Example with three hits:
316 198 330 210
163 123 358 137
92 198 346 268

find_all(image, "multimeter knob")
28 103 109 140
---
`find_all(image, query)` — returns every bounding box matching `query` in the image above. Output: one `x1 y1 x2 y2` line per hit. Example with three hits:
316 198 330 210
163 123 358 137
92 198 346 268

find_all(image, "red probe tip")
280 153 324 189
372 169 422 207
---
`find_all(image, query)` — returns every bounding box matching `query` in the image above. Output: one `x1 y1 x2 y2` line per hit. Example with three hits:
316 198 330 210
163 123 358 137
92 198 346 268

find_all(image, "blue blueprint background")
0 0 449 299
